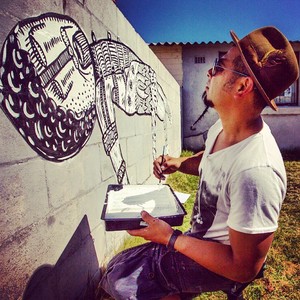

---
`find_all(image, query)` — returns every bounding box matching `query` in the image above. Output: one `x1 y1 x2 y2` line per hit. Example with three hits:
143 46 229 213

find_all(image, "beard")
202 90 214 108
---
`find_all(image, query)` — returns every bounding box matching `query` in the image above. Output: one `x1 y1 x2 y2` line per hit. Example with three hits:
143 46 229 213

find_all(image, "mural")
90 33 170 183
0 13 171 184
0 14 96 161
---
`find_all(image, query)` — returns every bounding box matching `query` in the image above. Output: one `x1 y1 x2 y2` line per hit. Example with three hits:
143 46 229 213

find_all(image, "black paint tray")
101 184 187 231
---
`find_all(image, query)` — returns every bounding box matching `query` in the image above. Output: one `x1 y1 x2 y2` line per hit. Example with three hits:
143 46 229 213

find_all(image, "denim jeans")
100 236 235 300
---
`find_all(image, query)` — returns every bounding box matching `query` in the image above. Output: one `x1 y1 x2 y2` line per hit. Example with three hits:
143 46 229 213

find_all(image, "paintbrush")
159 146 165 184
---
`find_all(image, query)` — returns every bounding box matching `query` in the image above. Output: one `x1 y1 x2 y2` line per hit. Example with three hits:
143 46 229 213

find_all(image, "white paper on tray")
174 191 190 204
105 185 181 219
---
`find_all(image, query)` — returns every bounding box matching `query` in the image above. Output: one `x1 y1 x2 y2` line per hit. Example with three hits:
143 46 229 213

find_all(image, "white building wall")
261 42 300 151
262 107 300 150
181 44 226 150
149 44 183 86
152 41 300 152
0 1 181 299
181 43 300 151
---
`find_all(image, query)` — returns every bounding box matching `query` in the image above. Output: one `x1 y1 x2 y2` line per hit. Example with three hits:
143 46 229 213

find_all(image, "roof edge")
148 40 300 46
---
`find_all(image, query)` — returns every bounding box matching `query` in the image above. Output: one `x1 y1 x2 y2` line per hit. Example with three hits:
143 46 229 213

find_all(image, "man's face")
203 47 240 109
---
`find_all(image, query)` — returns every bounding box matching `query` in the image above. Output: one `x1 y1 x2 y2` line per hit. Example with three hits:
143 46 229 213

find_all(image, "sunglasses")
212 58 249 77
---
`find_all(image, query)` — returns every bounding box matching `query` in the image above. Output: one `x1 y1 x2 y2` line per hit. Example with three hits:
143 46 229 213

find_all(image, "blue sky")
116 0 300 43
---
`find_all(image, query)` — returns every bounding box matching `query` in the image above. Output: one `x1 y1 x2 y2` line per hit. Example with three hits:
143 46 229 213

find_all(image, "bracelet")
167 229 182 251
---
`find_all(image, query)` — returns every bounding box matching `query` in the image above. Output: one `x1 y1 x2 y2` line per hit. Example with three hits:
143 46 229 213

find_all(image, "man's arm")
128 211 274 283
174 228 273 282
153 150 204 179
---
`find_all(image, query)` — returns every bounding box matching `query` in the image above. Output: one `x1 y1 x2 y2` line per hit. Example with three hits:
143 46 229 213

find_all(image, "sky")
116 0 300 43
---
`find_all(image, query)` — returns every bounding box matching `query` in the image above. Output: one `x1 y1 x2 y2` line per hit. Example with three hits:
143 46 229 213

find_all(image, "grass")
110 150 300 300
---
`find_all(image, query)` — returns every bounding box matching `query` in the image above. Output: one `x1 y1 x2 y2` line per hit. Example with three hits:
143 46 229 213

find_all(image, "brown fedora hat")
230 26 299 111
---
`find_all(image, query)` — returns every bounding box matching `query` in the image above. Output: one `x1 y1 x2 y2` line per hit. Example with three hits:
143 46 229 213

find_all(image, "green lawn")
110 150 300 300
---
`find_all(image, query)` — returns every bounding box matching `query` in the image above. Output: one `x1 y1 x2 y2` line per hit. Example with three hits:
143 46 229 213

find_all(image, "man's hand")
127 211 174 245
153 155 182 180
153 151 204 179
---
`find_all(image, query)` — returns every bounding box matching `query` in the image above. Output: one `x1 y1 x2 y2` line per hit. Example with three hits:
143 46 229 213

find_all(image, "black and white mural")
0 13 171 184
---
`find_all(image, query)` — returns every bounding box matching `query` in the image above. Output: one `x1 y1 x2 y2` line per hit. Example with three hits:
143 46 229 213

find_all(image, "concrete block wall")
150 44 184 86
0 0 181 299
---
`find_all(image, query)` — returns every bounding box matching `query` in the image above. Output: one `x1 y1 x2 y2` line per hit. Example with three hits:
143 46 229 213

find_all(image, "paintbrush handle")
159 146 165 184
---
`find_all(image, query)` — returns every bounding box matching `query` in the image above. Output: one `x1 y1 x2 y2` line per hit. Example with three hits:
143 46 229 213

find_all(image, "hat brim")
230 30 278 111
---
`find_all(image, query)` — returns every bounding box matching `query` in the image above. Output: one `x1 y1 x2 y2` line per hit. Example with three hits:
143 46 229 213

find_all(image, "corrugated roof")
149 40 300 46
148 41 233 46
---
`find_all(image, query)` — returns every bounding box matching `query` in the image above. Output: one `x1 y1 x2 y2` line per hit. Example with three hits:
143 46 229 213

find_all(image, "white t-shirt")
191 119 286 245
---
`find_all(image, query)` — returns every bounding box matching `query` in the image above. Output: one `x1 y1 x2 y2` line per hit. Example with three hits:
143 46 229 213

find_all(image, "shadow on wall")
22 215 100 300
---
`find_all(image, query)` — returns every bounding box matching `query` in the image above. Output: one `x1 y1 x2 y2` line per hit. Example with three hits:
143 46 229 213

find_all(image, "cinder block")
93 0 118 36
116 7 136 48
0 222 42 299
0 110 39 163
80 144 102 190
0 201 77 298
85 0 103 16
99 144 115 182
136 156 151 184
126 135 145 167
0 160 49 244
92 223 109 264
141 133 154 156
148 50 161 75
0 10 20 43
46 161 77 208
134 114 152 136
77 182 108 231
86 122 102 147
144 173 159 185
0 0 63 23
0 205 102 300
90 17 109 41
115 109 136 138
126 164 137 184
135 33 150 64
45 144 101 208
64 0 92 36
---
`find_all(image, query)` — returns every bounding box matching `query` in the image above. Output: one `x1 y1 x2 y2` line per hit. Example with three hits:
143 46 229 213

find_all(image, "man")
100 27 299 299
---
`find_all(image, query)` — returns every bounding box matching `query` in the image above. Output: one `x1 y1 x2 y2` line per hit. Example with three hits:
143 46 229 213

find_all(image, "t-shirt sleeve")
227 166 286 234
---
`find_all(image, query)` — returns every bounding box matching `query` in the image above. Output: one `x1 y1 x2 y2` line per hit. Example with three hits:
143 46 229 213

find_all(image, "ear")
235 77 255 98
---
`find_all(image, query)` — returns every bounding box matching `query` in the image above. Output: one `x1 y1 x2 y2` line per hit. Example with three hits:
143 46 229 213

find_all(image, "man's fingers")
141 210 155 223
127 227 147 236
127 214 149 236
127 211 156 236
153 162 166 179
